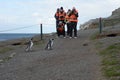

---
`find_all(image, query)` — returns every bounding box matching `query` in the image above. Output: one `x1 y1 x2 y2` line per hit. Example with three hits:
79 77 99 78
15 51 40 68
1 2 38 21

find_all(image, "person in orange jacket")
65 9 71 36
69 7 78 38
58 7 66 23
54 8 60 31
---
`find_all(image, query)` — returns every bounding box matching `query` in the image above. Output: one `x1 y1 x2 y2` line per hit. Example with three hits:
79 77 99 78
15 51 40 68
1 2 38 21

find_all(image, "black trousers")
69 22 77 37
66 23 71 36
56 20 59 30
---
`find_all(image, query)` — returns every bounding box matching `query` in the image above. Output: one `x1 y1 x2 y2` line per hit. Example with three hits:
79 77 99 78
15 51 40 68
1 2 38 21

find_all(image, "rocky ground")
0 26 120 80
0 29 102 80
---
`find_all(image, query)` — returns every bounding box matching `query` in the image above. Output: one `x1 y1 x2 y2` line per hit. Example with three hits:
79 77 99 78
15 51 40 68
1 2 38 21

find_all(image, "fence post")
99 17 102 34
40 24 43 40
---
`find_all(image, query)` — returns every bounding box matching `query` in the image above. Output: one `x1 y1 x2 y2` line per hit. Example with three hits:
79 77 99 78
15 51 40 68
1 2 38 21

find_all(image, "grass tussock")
0 47 13 54
100 43 120 79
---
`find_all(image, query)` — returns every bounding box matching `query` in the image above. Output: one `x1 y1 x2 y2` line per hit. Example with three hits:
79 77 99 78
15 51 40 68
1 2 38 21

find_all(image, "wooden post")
99 17 102 34
40 24 43 40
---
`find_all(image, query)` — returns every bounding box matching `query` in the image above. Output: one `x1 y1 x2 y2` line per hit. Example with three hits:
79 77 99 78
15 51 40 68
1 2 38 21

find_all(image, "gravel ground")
0 29 103 80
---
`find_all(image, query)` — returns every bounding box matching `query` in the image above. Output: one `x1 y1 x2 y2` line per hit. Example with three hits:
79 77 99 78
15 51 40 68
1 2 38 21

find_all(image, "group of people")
54 7 79 38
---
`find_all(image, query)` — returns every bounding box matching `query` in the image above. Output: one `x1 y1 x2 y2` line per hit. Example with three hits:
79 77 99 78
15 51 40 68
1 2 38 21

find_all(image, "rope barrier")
0 23 55 33
0 24 39 32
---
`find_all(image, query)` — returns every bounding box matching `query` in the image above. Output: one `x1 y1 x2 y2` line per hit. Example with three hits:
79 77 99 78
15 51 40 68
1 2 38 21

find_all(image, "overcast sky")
0 0 120 33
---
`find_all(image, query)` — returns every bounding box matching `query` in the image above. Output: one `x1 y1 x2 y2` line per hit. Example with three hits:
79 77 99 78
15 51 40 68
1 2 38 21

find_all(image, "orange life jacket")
55 12 59 20
69 14 78 22
55 12 59 17
65 15 70 23
58 12 66 21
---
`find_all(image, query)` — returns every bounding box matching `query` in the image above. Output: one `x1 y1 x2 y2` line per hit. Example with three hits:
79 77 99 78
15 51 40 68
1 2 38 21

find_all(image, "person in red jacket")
69 7 79 38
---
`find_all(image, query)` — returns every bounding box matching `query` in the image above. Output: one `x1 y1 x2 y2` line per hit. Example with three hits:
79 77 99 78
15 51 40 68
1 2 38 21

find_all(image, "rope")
0 24 39 32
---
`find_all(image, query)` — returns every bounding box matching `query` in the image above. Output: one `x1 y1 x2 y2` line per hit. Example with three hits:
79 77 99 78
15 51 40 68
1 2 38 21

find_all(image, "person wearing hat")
58 7 66 23
69 7 79 38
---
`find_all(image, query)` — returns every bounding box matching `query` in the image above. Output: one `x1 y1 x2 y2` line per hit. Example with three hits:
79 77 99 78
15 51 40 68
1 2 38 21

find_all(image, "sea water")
0 33 38 41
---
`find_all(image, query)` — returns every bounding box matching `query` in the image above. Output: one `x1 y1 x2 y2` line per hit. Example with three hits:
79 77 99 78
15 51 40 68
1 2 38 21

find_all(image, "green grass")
99 43 120 78
103 66 120 77
102 58 119 66
0 47 14 63
0 47 13 54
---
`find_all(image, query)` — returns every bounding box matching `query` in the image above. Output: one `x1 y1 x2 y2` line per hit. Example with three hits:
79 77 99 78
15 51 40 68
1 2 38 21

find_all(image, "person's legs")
63 26 66 37
56 20 59 34
69 22 74 37
73 22 77 37
57 30 60 37
67 23 70 36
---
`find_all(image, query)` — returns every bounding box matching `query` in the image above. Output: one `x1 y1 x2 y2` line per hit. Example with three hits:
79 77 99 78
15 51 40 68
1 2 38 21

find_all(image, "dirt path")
0 29 103 80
